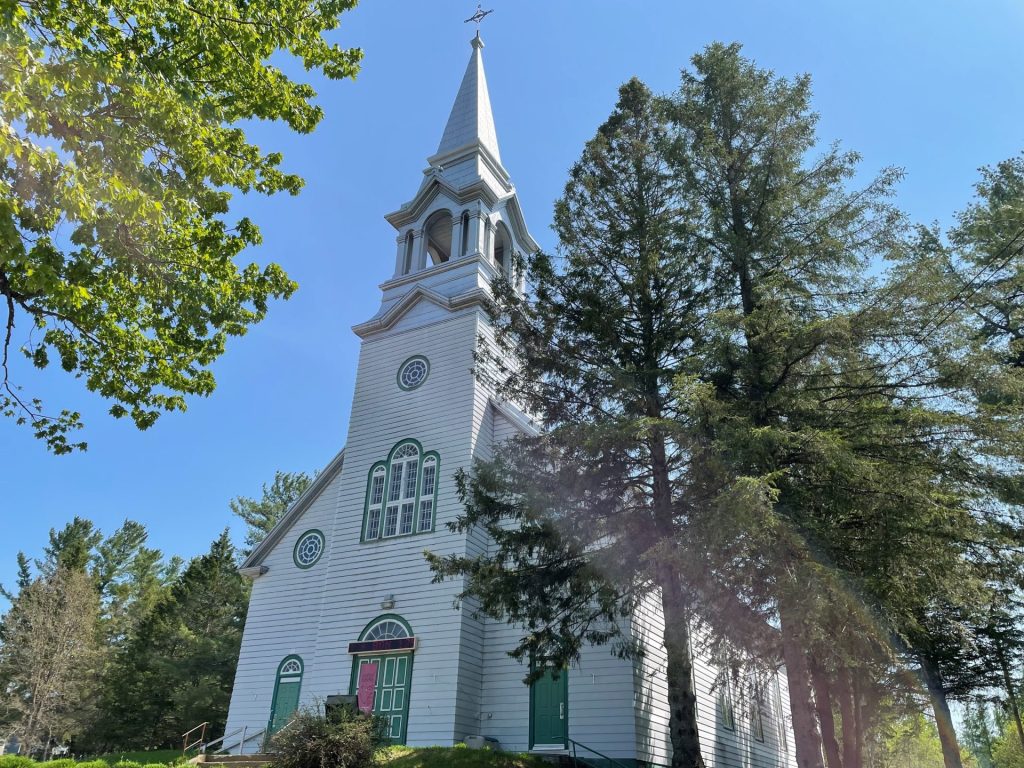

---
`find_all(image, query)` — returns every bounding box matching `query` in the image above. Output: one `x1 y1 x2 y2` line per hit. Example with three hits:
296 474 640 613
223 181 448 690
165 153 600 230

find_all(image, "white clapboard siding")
631 592 797 767
223 468 342 753
477 614 637 758
311 308 490 747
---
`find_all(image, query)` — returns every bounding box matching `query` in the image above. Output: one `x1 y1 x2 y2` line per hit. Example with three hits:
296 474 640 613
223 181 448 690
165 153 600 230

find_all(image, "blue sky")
2 0 1023 598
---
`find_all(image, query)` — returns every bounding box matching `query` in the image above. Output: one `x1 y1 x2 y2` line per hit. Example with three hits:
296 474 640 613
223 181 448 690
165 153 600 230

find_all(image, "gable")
240 448 346 572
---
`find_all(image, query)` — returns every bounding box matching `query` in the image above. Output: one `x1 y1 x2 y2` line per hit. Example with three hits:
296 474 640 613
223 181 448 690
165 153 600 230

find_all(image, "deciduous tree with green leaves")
0 0 362 452
0 567 101 756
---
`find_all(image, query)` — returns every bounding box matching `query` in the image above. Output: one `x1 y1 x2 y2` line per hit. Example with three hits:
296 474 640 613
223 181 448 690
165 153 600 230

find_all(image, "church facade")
224 33 797 768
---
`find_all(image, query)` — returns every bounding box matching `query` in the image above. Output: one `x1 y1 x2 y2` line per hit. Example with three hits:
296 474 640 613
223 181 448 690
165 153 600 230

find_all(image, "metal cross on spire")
464 3 494 29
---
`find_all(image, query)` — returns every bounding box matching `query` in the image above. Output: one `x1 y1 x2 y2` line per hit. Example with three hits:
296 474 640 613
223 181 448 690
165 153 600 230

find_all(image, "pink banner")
357 662 378 714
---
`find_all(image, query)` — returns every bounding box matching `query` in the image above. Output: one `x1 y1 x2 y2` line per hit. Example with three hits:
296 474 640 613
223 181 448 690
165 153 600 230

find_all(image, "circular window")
397 356 430 390
293 529 325 569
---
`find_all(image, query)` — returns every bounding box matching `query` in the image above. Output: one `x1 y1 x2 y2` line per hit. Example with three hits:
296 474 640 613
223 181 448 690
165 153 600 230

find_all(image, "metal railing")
204 725 267 756
183 723 268 758
568 738 632 768
182 723 209 755
262 714 300 753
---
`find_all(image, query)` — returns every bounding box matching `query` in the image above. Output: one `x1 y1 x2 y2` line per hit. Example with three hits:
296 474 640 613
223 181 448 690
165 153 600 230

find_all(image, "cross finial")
464 3 494 29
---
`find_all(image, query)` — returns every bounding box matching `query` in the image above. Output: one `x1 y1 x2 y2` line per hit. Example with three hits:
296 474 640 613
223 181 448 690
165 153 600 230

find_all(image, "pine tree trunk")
996 641 1024 749
834 667 858 768
779 601 826 768
810 656 843 768
660 566 706 768
852 675 867 768
649 423 705 768
920 656 964 768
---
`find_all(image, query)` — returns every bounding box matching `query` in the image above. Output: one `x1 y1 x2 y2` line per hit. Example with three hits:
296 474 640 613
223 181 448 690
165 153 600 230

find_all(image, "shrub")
993 731 1024 768
42 759 77 768
0 757 35 768
268 706 389 768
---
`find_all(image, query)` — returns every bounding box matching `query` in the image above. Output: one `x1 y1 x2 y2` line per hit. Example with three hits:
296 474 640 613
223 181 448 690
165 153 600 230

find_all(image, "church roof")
239 447 346 573
435 32 501 163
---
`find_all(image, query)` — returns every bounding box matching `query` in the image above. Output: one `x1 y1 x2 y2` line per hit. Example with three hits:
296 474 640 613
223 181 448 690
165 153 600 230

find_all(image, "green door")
269 656 303 735
352 654 412 744
270 680 300 733
531 666 567 749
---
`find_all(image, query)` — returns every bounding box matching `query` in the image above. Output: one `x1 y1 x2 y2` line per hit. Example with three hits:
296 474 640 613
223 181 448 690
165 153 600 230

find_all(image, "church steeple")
366 29 538 335
435 32 502 166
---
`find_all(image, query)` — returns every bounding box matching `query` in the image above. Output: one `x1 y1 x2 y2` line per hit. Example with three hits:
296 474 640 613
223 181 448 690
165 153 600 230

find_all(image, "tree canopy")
429 43 1024 768
0 0 362 452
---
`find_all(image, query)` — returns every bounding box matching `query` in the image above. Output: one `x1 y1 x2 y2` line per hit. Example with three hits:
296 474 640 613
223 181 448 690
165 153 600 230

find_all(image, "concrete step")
197 756 274 768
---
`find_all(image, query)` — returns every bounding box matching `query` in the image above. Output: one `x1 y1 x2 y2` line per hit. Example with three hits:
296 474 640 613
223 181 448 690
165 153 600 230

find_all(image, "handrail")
182 722 209 755
203 725 267 755
262 715 300 752
568 738 632 768
202 725 243 754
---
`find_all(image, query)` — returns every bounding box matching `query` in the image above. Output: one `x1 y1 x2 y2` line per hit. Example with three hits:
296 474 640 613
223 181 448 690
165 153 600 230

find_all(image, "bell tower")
353 31 537 340
307 30 538 746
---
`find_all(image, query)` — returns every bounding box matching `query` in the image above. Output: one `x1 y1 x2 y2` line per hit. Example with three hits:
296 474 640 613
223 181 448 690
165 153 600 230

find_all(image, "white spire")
435 32 501 163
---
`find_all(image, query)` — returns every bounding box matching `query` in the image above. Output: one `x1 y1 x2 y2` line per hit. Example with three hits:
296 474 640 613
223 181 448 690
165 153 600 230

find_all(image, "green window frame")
773 675 788 752
749 671 766 742
396 355 430 391
362 439 440 542
293 529 325 569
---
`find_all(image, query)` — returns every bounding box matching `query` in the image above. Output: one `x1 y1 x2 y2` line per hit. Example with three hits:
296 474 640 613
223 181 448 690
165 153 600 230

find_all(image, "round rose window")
398 356 430 390
293 530 324 568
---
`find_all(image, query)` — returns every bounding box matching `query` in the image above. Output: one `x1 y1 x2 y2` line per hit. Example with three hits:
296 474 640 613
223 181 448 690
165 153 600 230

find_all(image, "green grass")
94 750 185 765
375 745 551 768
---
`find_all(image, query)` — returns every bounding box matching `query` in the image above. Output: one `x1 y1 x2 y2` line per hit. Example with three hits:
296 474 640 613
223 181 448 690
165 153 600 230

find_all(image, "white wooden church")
224 31 798 768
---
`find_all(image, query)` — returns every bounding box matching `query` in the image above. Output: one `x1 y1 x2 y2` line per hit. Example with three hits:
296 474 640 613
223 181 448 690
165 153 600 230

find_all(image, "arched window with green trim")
362 439 440 542
268 655 303 735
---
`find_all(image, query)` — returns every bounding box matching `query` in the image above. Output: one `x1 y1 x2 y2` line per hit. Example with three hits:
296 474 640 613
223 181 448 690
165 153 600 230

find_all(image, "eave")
239 447 346 571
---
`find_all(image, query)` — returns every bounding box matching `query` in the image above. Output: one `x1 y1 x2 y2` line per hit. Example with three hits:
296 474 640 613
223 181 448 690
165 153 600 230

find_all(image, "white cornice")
378 253 495 292
352 284 491 339
490 397 541 437
502 195 541 254
385 175 510 230
427 141 511 187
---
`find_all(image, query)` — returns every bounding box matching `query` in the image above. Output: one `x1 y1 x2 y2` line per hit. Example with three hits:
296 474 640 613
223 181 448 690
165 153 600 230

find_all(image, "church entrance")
530 663 568 750
353 654 412 743
268 656 304 736
347 615 416 745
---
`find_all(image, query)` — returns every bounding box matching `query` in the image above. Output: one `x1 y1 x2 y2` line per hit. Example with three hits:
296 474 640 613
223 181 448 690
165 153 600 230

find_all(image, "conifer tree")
97 531 248 749
430 43 905 768
231 470 314 555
